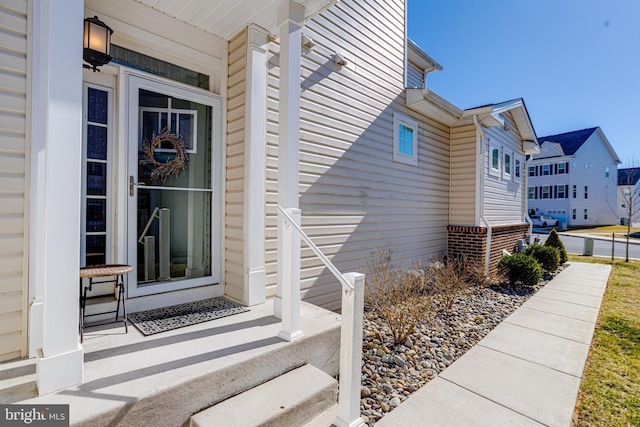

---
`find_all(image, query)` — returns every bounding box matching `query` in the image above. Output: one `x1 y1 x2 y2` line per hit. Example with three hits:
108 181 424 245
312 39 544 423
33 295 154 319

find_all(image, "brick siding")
447 223 530 273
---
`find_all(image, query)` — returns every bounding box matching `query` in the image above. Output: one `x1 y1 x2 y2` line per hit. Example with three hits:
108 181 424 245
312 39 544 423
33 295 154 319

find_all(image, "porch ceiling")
130 0 337 39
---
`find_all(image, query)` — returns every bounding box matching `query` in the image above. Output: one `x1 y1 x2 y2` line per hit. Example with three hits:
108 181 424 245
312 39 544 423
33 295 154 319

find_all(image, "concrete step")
301 403 338 427
42 299 342 427
190 364 338 427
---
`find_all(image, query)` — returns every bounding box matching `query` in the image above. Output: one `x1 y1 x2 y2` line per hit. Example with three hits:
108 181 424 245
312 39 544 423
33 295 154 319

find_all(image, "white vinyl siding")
224 29 247 303
406 60 424 89
529 129 618 226
483 113 525 225
0 0 28 362
265 0 449 309
449 124 477 225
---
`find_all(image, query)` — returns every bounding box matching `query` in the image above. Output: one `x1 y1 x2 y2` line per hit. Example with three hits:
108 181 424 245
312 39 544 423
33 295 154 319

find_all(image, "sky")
407 0 640 167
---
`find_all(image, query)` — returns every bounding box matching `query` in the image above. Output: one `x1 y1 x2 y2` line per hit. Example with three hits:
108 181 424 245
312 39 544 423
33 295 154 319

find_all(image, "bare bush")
427 255 475 311
364 251 434 344
466 258 507 288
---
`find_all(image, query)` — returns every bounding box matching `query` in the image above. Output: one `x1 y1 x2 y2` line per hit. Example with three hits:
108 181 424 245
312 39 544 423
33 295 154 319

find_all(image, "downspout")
473 115 492 274
524 157 533 237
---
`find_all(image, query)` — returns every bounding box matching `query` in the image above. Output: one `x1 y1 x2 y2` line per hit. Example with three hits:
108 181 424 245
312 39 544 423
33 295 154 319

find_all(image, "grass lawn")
571 255 640 426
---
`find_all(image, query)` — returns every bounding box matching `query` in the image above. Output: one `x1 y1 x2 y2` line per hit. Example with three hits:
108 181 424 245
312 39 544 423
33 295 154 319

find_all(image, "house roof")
407 39 443 75
536 127 599 156
618 168 640 186
405 92 540 153
536 127 621 163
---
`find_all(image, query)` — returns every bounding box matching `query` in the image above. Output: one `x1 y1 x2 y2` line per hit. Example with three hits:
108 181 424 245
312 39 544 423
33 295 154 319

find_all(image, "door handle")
129 176 145 197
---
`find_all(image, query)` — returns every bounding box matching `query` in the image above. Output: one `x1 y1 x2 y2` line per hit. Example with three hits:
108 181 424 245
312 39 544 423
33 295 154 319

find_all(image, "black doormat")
127 297 249 336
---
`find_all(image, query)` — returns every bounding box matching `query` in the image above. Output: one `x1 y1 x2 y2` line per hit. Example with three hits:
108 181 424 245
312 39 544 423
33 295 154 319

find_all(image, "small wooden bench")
79 264 133 342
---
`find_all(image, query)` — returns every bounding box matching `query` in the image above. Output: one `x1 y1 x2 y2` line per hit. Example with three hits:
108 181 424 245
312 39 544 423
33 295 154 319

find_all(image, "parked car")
531 215 559 227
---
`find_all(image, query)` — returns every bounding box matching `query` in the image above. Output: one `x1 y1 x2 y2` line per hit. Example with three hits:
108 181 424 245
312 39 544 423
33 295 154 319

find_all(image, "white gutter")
523 157 533 237
474 115 492 274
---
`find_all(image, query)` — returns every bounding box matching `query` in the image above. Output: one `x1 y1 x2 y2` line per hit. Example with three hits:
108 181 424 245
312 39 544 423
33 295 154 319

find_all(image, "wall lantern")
83 16 113 72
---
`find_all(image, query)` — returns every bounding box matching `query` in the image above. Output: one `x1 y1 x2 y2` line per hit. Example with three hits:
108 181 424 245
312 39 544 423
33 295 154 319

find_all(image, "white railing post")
334 272 366 427
277 208 303 342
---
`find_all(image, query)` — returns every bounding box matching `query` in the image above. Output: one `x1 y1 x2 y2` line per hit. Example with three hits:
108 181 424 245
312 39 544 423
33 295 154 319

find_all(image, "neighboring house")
528 127 621 227
0 0 536 402
617 167 640 227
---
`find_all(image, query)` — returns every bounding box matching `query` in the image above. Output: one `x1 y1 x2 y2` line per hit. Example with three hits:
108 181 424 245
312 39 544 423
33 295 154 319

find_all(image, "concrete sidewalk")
376 262 611 427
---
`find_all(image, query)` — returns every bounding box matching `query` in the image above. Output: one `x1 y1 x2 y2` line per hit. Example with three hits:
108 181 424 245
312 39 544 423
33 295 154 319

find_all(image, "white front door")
126 73 222 297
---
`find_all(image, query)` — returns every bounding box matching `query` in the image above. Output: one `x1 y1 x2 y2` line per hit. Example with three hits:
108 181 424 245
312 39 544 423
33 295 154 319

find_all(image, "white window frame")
542 163 550 176
514 156 522 181
584 209 588 220
139 107 198 153
572 209 576 220
503 152 512 179
528 165 535 177
558 162 566 174
542 185 550 199
605 166 610 178
528 187 535 199
393 112 418 166
557 184 566 199
489 143 500 177
81 82 114 267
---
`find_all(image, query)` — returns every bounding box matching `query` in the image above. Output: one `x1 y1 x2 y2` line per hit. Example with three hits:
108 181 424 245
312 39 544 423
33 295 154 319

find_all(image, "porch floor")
0 298 341 427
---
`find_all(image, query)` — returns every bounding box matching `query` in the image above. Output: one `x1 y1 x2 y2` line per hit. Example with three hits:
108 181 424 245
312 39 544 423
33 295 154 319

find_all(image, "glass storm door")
127 74 221 297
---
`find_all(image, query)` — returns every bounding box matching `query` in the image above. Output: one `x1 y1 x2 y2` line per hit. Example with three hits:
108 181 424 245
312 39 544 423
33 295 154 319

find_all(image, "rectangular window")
393 112 418 165
605 166 610 178
584 209 588 220
557 185 566 199
528 187 535 199
140 107 198 153
542 164 550 176
584 186 588 199
542 185 550 199
528 165 535 177
558 162 566 174
82 84 113 266
515 158 521 180
572 209 576 220
504 153 511 177
573 185 577 198
489 143 500 177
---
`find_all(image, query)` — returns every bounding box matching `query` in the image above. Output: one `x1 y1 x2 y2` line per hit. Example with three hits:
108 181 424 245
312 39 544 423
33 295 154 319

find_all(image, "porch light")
83 16 113 72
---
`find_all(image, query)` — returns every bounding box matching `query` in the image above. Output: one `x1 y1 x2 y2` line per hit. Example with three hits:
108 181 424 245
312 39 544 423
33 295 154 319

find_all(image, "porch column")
275 0 304 342
29 0 84 395
243 25 269 306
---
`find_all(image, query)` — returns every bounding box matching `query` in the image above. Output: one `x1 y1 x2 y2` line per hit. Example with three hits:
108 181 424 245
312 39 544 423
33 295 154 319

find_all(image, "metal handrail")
277 205 354 292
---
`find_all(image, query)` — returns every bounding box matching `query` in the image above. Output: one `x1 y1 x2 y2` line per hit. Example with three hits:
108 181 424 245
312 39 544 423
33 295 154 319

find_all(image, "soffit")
130 0 336 39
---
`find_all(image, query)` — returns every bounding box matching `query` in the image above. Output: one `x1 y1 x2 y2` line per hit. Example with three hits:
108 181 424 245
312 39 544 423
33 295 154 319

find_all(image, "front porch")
0 299 341 426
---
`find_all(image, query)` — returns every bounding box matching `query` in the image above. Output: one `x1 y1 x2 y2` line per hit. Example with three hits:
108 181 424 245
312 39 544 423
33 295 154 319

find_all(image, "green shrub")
497 253 542 287
522 244 560 272
545 228 568 264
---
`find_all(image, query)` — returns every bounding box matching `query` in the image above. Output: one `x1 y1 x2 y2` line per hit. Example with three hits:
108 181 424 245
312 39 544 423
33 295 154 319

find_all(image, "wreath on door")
139 129 189 182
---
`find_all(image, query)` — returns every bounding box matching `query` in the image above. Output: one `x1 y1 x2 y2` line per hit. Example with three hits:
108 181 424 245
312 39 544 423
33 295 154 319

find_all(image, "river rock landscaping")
359 276 554 425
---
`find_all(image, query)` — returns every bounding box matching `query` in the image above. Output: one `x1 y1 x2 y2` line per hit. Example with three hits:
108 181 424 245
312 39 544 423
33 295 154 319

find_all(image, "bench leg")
116 275 128 334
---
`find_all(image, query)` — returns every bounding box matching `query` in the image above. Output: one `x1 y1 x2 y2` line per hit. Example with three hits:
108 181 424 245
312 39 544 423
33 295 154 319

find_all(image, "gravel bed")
359 275 555 425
